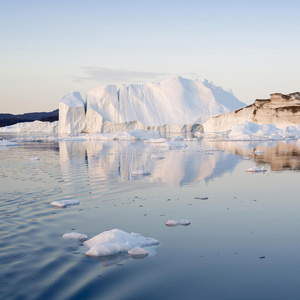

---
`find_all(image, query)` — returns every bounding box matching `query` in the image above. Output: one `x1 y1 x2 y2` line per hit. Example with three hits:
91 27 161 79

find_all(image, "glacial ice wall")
58 77 245 134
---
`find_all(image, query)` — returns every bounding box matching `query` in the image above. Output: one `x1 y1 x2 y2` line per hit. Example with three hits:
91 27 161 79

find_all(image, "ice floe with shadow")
83 229 159 258
0 139 19 147
62 232 88 241
50 200 80 208
165 219 191 226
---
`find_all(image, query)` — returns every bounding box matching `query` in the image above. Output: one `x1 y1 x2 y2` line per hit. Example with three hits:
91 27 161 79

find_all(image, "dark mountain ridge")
0 109 58 127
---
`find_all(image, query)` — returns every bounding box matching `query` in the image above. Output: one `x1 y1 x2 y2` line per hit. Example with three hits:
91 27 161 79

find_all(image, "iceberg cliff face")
59 77 245 134
58 92 86 134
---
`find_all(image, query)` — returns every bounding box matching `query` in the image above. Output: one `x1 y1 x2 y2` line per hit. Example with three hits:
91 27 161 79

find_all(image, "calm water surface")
1 134 300 300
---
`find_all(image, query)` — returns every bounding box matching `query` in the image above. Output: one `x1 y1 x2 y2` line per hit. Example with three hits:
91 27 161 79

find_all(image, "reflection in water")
210 140 300 171
58 140 241 186
58 139 300 188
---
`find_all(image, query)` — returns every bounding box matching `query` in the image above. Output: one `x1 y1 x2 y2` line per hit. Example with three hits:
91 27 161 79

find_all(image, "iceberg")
58 77 245 134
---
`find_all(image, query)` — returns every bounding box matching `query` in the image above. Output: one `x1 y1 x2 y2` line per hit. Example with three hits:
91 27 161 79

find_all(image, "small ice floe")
246 167 267 173
0 139 19 147
253 149 264 155
50 200 80 208
62 232 88 241
131 170 151 176
128 247 149 258
83 229 159 258
150 154 164 160
194 197 209 200
25 157 40 160
165 219 191 226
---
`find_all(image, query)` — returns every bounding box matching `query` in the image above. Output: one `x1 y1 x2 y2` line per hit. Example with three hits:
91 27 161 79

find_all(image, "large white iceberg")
59 77 245 134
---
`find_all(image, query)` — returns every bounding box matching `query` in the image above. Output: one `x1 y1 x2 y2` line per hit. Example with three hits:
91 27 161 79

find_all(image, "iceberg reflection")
58 140 241 186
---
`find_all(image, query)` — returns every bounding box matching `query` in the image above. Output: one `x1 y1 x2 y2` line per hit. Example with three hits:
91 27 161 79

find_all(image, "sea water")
1 134 300 300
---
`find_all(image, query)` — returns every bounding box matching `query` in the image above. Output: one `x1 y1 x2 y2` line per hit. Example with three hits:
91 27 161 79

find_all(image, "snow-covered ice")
0 139 19 147
62 232 88 241
0 121 58 133
165 219 191 226
128 247 149 258
50 200 80 207
83 229 159 257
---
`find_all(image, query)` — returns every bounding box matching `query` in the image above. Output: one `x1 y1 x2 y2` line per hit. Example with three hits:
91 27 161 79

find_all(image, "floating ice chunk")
83 229 159 258
131 170 151 176
150 154 164 160
62 232 88 241
165 219 191 226
246 167 267 173
0 139 19 147
194 197 209 200
25 157 40 160
50 200 80 207
128 247 148 258
253 149 264 155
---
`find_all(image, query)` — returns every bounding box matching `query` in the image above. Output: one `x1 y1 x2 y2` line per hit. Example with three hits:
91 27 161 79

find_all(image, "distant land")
0 109 58 127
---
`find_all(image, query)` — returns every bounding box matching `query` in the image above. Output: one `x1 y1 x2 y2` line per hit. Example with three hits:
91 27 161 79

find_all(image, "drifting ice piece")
128 247 149 258
165 219 191 226
83 229 159 257
62 232 88 241
194 197 209 200
50 200 80 207
0 140 19 146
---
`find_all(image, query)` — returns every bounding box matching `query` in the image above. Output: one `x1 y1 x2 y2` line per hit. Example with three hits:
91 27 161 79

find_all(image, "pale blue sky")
0 0 299 113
